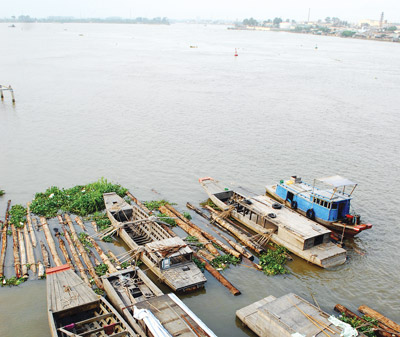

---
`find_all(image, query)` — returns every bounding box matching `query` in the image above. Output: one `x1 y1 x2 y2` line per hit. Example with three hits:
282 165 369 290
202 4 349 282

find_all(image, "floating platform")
236 293 357 337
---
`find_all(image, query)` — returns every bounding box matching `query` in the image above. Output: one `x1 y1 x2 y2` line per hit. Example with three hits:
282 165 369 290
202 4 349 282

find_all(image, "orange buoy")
234 48 238 56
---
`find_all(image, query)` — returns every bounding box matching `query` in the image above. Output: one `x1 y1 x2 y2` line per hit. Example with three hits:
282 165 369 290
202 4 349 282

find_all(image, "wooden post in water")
0 200 11 278
0 85 3 100
23 224 36 274
9 86 15 103
11 224 22 278
18 229 28 278
40 217 63 266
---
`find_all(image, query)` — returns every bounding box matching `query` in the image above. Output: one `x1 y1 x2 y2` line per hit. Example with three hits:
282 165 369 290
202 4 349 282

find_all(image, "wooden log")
87 236 118 273
359 305 400 334
61 224 90 285
38 261 45 278
194 254 240 296
334 304 397 337
40 241 50 268
126 191 151 214
55 232 74 270
91 221 98 232
205 205 264 254
0 200 11 278
165 204 241 259
18 229 28 278
75 216 87 231
159 205 219 256
197 249 216 262
32 217 39 231
218 232 254 260
187 202 210 220
11 224 22 278
23 224 36 274
64 214 103 289
40 217 63 266
108 250 121 267
26 202 37 247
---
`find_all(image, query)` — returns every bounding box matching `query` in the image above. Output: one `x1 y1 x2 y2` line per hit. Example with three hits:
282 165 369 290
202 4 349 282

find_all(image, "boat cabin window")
331 203 338 210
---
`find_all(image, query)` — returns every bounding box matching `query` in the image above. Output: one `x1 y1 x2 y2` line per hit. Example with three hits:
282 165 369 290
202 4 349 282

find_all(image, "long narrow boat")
265 175 372 237
46 264 137 337
103 268 217 337
104 192 207 292
199 177 346 268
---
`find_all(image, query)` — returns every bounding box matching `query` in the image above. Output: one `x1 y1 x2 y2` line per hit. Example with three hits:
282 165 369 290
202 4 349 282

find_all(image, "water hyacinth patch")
9 204 27 228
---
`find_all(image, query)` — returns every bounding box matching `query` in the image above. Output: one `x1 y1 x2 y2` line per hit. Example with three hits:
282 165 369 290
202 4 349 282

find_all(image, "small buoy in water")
234 48 238 57
315 44 318 49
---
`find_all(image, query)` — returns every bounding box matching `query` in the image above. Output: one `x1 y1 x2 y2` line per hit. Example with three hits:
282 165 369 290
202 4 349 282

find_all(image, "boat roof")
317 175 356 188
103 192 132 213
46 264 99 315
145 237 193 259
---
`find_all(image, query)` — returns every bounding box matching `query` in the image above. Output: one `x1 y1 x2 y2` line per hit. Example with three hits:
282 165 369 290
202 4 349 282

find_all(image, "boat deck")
47 265 99 317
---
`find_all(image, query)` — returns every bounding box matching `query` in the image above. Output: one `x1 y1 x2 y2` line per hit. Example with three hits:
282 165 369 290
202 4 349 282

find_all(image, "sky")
3 0 400 23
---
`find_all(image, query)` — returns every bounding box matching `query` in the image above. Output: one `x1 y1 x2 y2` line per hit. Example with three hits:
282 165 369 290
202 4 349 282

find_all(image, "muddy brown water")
0 23 399 336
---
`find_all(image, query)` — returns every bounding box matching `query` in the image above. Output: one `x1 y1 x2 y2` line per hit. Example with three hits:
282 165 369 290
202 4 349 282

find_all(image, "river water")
0 23 399 336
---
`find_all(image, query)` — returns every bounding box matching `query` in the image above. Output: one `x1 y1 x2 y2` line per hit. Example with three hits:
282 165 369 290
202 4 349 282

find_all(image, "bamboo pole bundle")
11 224 22 278
40 217 63 266
159 205 219 256
87 237 117 273
62 225 90 286
194 254 240 296
26 202 37 247
23 223 36 274
55 232 74 270
64 214 103 289
334 304 397 337
75 216 87 231
358 305 400 335
18 229 28 278
205 205 264 254
165 204 241 258
0 200 11 278
40 241 50 268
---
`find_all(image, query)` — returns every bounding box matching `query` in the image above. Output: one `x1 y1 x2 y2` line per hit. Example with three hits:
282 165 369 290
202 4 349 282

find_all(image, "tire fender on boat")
306 208 315 219
290 200 298 210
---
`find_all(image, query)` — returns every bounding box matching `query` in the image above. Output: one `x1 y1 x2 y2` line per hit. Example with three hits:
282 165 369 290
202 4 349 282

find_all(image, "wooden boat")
104 192 207 292
46 264 137 337
266 175 372 238
237 292 359 337
199 177 346 268
103 268 217 337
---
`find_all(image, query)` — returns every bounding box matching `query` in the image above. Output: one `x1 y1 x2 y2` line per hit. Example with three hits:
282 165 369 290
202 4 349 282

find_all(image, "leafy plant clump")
1 276 27 287
259 245 289 275
9 204 27 228
143 200 170 211
120 261 131 269
193 257 206 272
157 213 176 227
94 263 109 276
211 254 240 270
94 288 105 296
339 313 378 337
183 212 192 220
185 236 203 248
30 178 128 218
78 232 93 251
0 190 5 196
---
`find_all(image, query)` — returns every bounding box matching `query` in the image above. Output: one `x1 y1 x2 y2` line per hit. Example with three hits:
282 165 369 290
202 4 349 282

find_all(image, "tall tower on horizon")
380 12 384 28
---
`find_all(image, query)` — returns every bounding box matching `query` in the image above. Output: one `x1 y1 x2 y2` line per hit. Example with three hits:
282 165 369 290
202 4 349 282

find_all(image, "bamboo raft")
46 264 137 337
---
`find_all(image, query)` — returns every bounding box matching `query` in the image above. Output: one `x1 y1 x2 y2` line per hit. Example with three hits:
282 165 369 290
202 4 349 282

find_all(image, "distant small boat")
8 24 16 28
46 264 136 337
266 175 372 238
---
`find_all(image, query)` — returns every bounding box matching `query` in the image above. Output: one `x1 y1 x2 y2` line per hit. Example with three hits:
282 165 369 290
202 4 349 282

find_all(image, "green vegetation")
185 236 203 248
94 263 109 276
6 229 12 236
9 204 27 228
211 255 240 270
157 213 176 227
89 212 111 231
0 276 27 287
0 190 5 196
94 288 105 296
387 26 397 31
212 242 223 251
200 199 220 210
193 257 206 272
30 178 127 218
341 30 356 37
143 200 170 210
339 313 378 337
183 212 192 220
78 232 93 251
120 261 131 269
259 245 289 275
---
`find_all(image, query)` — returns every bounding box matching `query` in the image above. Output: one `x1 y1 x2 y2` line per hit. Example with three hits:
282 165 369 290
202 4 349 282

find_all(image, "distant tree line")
242 17 291 28
0 15 170 25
